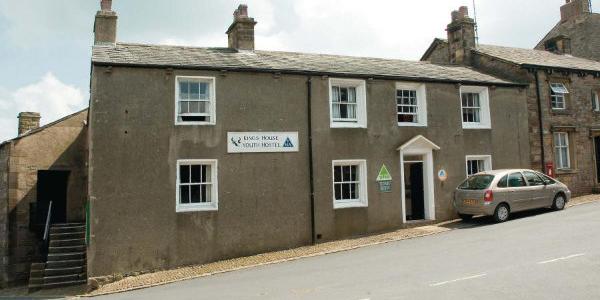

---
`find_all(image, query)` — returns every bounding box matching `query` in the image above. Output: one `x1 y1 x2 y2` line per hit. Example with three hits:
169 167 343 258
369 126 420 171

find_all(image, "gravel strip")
83 194 600 297
84 225 449 296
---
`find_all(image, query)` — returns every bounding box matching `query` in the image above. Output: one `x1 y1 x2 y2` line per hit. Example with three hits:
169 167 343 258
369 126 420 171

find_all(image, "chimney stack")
446 6 476 65
17 112 41 136
94 0 117 45
226 4 257 51
560 0 591 22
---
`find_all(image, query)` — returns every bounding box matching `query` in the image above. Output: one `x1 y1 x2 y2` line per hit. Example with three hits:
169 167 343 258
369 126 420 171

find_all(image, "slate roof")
92 43 520 86
474 44 600 72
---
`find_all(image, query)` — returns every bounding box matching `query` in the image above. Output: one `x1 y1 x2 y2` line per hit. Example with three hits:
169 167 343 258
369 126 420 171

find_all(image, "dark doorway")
404 162 425 220
595 137 600 183
37 170 70 224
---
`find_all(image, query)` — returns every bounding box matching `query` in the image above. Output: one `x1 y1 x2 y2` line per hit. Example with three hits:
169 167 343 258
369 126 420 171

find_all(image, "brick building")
422 4 600 195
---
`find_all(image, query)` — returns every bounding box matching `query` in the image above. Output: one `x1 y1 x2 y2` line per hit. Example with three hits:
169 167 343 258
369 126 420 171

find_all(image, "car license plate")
463 199 477 206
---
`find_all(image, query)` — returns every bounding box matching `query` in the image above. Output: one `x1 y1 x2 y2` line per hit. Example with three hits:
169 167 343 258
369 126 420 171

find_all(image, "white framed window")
176 159 218 212
175 76 216 125
553 132 571 170
460 86 491 129
396 82 427 127
465 155 493 177
593 90 600 112
550 83 568 110
332 160 368 209
329 78 367 128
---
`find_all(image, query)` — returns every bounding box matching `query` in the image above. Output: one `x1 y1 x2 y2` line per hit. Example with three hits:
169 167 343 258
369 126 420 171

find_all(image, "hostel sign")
377 164 393 193
227 132 299 153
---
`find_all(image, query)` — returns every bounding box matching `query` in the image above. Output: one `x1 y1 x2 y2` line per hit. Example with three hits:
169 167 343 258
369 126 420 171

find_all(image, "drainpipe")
306 76 316 244
534 70 546 172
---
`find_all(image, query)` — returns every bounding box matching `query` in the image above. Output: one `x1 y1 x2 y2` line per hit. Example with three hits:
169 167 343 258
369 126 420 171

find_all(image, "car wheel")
552 194 566 211
493 204 510 223
458 213 473 221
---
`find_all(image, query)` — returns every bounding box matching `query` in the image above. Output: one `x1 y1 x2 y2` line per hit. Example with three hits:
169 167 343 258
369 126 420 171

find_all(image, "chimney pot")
100 0 112 12
17 112 41 136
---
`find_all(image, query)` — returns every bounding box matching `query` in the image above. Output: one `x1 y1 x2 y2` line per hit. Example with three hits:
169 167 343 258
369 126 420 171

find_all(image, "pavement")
91 200 600 300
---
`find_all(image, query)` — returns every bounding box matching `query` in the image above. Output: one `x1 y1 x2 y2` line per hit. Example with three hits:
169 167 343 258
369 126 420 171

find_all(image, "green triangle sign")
377 164 392 181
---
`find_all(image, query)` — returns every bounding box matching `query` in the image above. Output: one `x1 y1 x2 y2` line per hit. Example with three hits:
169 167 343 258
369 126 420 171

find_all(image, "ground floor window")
553 132 571 170
465 155 492 177
176 159 218 212
332 160 368 209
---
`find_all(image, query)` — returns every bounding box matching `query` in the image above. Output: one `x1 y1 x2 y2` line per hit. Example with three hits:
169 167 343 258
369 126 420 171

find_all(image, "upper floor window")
550 83 568 110
465 155 492 177
332 160 368 209
329 78 367 128
176 159 218 212
175 76 216 125
460 86 491 129
593 90 600 112
396 82 427 127
554 132 571 170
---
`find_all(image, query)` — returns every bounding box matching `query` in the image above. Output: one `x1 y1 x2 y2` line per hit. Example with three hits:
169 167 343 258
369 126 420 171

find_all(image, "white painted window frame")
329 78 367 128
553 132 571 170
465 155 493 177
550 83 568 110
176 159 218 212
175 76 216 126
332 160 368 209
396 82 428 127
460 86 491 129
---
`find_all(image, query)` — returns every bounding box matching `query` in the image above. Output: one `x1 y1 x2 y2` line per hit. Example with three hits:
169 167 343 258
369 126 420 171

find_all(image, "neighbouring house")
421 3 600 195
535 0 600 62
86 1 530 280
0 109 88 287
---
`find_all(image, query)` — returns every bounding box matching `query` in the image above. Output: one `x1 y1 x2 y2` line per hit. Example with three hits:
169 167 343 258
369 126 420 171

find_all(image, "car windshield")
458 175 495 190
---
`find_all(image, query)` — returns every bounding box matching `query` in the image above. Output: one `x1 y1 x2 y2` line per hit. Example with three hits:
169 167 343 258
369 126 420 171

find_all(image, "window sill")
398 122 427 127
175 122 216 126
556 169 578 175
551 109 571 116
462 123 491 130
176 205 218 213
330 123 367 129
333 201 368 209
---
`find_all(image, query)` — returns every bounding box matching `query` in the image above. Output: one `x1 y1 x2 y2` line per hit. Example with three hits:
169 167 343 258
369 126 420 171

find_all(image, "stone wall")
2 109 88 286
0 144 10 288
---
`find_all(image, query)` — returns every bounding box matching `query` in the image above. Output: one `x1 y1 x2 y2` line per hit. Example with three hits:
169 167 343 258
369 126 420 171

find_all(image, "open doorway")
37 170 70 224
404 160 425 220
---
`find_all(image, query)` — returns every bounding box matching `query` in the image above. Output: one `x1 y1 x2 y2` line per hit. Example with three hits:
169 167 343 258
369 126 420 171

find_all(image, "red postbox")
545 162 555 178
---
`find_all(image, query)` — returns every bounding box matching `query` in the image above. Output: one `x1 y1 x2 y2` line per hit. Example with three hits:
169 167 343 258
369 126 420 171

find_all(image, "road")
97 202 600 300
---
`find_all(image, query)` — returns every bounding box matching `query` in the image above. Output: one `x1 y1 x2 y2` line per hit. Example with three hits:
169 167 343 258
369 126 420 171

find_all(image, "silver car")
454 169 571 222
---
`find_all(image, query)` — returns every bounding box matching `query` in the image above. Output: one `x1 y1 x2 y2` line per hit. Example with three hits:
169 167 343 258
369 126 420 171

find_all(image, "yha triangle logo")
283 137 294 148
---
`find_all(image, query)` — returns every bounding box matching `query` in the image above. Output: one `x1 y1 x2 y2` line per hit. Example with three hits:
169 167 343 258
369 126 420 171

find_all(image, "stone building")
535 0 600 62
422 5 600 195
86 2 530 279
0 109 88 287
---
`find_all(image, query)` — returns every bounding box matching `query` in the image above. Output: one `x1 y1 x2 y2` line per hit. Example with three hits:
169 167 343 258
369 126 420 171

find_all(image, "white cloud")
0 73 87 141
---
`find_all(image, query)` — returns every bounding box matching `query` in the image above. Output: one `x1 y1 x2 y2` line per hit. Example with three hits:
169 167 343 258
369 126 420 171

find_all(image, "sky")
0 0 597 141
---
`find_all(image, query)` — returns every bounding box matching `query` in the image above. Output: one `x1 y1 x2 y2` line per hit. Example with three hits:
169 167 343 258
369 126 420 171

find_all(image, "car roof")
476 169 541 176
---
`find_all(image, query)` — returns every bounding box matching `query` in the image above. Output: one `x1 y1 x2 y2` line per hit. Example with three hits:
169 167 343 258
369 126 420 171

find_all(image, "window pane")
199 82 209 100
524 171 544 186
340 103 348 118
191 165 201 183
335 184 342 200
180 165 190 183
334 166 341 182
347 87 356 103
203 165 211 183
340 87 348 103
497 175 508 188
202 184 211 203
190 185 201 203
350 183 357 199
342 166 351 181
332 86 340 102
346 103 356 119
189 82 200 100
342 183 351 199
179 81 189 100
189 101 200 114
180 186 190 204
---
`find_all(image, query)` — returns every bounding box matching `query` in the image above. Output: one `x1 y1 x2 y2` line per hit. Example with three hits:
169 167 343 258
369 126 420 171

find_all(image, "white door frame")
397 135 440 223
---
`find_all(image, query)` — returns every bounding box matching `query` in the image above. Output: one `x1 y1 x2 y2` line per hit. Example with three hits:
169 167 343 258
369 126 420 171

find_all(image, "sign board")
438 169 448 182
378 181 392 193
227 132 299 153
376 164 392 181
